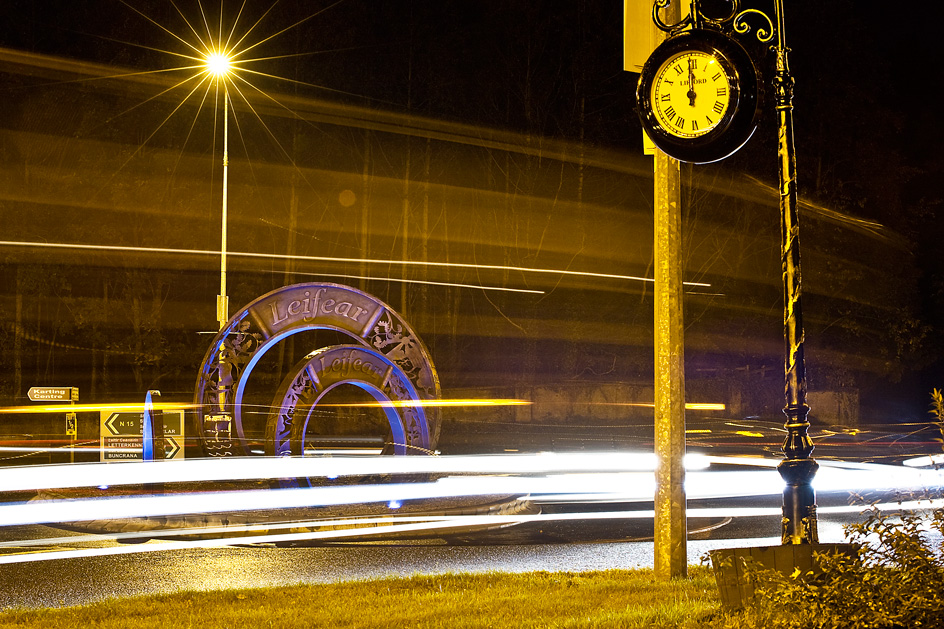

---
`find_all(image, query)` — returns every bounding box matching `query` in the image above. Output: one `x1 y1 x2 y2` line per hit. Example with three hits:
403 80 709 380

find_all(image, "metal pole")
772 0 818 545
218 89 230 330
68 394 76 464
652 0 687 580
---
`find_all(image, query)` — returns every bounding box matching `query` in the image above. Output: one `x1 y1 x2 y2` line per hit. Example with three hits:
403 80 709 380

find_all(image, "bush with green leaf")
931 388 944 451
711 506 944 629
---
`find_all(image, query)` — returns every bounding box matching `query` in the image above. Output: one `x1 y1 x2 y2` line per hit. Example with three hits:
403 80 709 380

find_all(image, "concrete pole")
653 149 686 579
652 0 687 581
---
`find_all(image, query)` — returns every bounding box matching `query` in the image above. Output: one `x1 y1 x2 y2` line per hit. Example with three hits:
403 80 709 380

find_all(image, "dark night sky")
2 0 941 283
1 2 940 192
0 2 938 156
2 0 942 396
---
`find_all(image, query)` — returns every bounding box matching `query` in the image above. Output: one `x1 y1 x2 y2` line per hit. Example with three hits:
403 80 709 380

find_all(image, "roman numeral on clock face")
712 101 724 114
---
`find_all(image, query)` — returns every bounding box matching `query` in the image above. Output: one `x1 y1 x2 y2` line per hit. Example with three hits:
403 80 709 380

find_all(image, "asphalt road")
0 525 850 610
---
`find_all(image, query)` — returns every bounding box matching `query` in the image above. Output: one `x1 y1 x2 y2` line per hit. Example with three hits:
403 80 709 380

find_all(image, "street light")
204 49 234 331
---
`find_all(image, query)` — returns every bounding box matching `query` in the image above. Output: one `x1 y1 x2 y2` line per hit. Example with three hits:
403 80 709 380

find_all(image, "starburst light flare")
204 51 233 78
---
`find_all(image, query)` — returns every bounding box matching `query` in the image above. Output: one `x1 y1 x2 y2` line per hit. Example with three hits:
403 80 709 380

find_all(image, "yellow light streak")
734 430 765 438
610 402 726 411
0 403 197 415
319 398 532 409
0 399 524 414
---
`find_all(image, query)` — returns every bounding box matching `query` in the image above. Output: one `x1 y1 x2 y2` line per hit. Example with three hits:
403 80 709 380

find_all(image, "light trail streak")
0 398 517 416
0 402 196 415
0 513 484 549
0 517 496 565
0 452 705 493
1 452 940 496
1 458 942 528
274 270 546 294
0 477 552 527
0 240 713 288
0 446 140 454
903 453 944 468
2 498 942 566
319 398 532 409
611 402 725 411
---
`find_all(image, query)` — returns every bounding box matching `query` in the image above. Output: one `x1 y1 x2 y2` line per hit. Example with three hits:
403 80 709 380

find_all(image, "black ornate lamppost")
636 0 818 545
765 0 819 546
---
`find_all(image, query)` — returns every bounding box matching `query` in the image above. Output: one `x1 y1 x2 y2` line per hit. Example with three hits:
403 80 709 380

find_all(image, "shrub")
714 506 944 629
931 388 944 452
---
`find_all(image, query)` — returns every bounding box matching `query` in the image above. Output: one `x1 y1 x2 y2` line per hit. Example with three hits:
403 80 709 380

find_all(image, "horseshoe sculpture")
194 283 440 457
265 344 430 458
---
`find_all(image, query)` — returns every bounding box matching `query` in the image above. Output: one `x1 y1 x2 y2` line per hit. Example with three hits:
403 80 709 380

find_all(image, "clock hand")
687 59 697 107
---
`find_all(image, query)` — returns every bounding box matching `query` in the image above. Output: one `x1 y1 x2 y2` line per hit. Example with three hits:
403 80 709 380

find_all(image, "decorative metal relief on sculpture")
369 312 436 395
196 282 441 458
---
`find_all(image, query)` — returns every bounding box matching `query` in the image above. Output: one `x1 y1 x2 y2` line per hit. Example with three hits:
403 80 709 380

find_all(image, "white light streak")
285 271 545 295
3 498 943 565
0 452 704 493
902 453 944 468
0 240 712 288
1 456 941 529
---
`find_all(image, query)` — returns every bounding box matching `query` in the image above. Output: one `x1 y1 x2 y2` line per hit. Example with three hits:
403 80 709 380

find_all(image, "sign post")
143 390 165 461
27 387 78 463
100 409 185 462
66 388 78 463
27 387 76 402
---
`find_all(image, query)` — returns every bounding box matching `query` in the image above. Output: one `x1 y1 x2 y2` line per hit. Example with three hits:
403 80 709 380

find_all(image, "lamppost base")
778 457 819 544
709 543 857 610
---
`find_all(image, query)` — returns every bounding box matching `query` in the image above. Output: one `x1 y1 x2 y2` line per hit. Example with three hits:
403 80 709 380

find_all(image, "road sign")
100 410 185 462
27 387 77 402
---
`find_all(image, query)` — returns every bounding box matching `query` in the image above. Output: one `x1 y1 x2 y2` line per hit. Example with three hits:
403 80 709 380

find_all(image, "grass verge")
0 566 724 628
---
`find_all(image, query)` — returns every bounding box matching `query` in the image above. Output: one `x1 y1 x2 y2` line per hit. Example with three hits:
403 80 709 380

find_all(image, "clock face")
636 30 760 164
651 52 731 139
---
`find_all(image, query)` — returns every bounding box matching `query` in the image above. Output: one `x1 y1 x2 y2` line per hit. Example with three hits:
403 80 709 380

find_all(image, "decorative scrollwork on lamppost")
653 0 748 35
648 0 818 545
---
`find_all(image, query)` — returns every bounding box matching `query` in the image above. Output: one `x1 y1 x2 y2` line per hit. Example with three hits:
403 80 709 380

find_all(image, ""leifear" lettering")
316 348 384 380
268 288 370 326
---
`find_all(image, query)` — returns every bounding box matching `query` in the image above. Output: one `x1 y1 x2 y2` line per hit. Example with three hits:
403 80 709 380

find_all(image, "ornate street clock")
637 29 760 163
